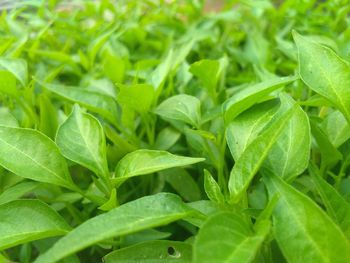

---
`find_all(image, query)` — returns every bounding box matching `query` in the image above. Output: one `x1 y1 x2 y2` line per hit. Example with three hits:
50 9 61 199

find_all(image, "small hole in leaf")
167 246 181 258
167 246 175 256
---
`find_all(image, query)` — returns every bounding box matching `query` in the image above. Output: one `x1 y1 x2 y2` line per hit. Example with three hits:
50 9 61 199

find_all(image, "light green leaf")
37 81 118 125
34 193 194 263
193 212 270 263
0 126 75 189
189 59 220 92
223 76 297 122
114 150 204 187
103 52 126 83
0 58 28 87
38 94 58 140
117 83 154 113
203 169 225 204
263 95 311 180
149 40 195 90
0 200 70 250
155 94 201 127
98 188 117 211
29 50 79 71
88 25 118 65
104 240 192 263
293 31 350 124
56 105 109 178
310 164 350 238
0 108 18 127
0 70 18 97
228 102 297 202
226 100 279 161
264 173 350 263
322 110 350 148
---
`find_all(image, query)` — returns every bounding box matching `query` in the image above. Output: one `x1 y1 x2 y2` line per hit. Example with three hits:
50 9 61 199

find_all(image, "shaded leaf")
0 200 70 250
104 240 192 263
310 164 350 237
0 181 38 205
37 81 118 125
34 193 194 263
161 168 201 202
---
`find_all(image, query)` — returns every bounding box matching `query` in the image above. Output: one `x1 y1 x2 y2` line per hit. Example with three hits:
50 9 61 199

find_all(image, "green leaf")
154 127 181 151
226 100 279 161
193 212 270 263
29 50 79 72
310 164 350 237
98 188 117 211
117 83 154 113
38 94 58 140
149 40 195 90
114 150 204 187
0 200 70 250
87 25 118 65
0 108 18 127
228 101 297 202
104 240 192 263
189 59 220 92
121 229 171 247
0 70 18 97
310 117 342 169
37 81 118 125
203 169 225 204
0 126 75 189
263 95 311 180
0 58 28 87
161 168 201 202
103 52 126 83
223 76 297 123
34 193 194 263
56 105 109 178
322 110 350 148
264 173 350 263
0 181 38 205
155 94 201 127
293 31 350 124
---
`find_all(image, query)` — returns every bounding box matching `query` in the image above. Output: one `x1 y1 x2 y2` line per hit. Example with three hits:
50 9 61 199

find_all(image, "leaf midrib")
0 136 68 186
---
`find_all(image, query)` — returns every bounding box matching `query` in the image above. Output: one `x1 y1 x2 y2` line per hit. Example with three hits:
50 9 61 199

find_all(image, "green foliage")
1 1 350 262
